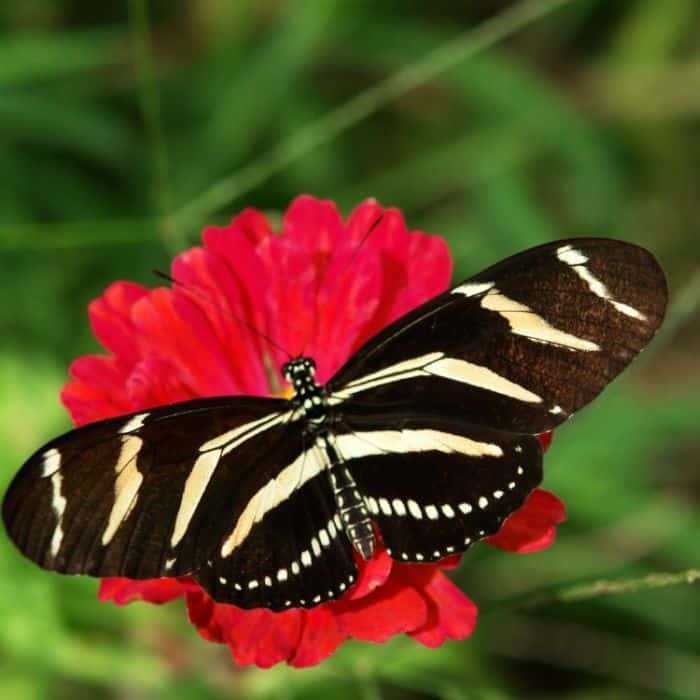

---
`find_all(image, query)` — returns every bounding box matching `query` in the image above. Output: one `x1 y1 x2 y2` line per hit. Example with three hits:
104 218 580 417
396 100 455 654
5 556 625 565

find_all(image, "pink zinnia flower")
62 195 565 668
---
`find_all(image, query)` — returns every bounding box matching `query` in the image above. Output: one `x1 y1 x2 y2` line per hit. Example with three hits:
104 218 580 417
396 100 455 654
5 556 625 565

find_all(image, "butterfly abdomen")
321 434 375 560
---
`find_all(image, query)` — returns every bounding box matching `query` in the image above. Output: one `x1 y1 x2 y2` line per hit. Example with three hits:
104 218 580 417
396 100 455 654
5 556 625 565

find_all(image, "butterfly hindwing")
329 239 667 433
196 457 357 610
333 411 542 562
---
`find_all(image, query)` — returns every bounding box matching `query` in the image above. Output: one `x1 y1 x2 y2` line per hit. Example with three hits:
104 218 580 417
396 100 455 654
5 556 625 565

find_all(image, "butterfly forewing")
329 239 667 433
2 397 297 580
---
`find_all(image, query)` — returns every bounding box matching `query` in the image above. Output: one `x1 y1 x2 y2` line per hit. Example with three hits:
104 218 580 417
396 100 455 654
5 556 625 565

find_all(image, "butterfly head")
282 357 317 388
283 358 325 422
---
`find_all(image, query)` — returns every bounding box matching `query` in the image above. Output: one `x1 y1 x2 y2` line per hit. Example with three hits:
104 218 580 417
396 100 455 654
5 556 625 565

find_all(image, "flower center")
278 385 295 400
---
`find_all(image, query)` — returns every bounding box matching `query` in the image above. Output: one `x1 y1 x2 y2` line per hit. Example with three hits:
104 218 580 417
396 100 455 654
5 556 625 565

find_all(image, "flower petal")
345 201 452 349
290 607 343 668
186 590 305 668
399 567 478 647
126 356 196 407
129 288 236 398
291 573 430 667
282 195 345 253
538 431 553 452
435 553 462 570
99 577 187 605
196 229 275 393
226 608 305 668
88 281 149 366
338 574 429 643
214 207 275 246
185 589 226 643
62 355 134 426
486 488 566 553
305 245 382 382
345 548 394 601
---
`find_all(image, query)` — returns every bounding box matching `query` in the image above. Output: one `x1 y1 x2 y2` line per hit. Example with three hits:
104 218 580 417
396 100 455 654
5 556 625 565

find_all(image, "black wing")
3 397 361 610
331 411 542 563
328 239 667 434
2 237 669 611
3 398 292 578
196 463 358 611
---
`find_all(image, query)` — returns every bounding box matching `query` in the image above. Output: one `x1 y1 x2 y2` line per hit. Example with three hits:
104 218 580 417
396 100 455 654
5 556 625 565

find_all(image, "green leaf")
0 93 134 169
0 31 122 87
175 0 339 196
609 0 697 66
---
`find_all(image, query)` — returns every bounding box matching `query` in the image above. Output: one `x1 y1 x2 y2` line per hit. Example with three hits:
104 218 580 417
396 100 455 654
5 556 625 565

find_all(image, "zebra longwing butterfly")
2 239 667 611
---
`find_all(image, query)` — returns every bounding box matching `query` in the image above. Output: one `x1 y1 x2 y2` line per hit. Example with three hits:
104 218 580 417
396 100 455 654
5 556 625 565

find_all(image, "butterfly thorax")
282 357 326 424
283 356 375 560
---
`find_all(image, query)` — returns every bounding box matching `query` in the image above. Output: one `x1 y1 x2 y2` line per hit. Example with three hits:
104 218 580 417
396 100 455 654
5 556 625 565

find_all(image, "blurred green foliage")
1 1 699 698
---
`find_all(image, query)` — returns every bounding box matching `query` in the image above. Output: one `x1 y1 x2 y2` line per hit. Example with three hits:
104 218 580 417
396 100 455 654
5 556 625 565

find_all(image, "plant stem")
492 569 700 612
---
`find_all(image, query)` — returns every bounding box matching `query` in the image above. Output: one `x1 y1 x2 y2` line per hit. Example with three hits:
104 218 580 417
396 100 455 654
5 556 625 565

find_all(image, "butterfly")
2 238 667 611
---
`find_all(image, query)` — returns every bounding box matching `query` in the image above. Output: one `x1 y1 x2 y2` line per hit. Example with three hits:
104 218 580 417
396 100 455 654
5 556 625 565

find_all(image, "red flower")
62 195 566 668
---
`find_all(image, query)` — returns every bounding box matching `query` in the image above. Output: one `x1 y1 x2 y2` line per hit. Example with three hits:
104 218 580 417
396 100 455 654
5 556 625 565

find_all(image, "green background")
1 0 699 698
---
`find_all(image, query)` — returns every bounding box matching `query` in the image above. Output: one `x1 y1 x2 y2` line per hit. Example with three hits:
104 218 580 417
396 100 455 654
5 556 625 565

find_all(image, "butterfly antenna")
347 213 384 269
299 213 385 355
152 269 293 360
